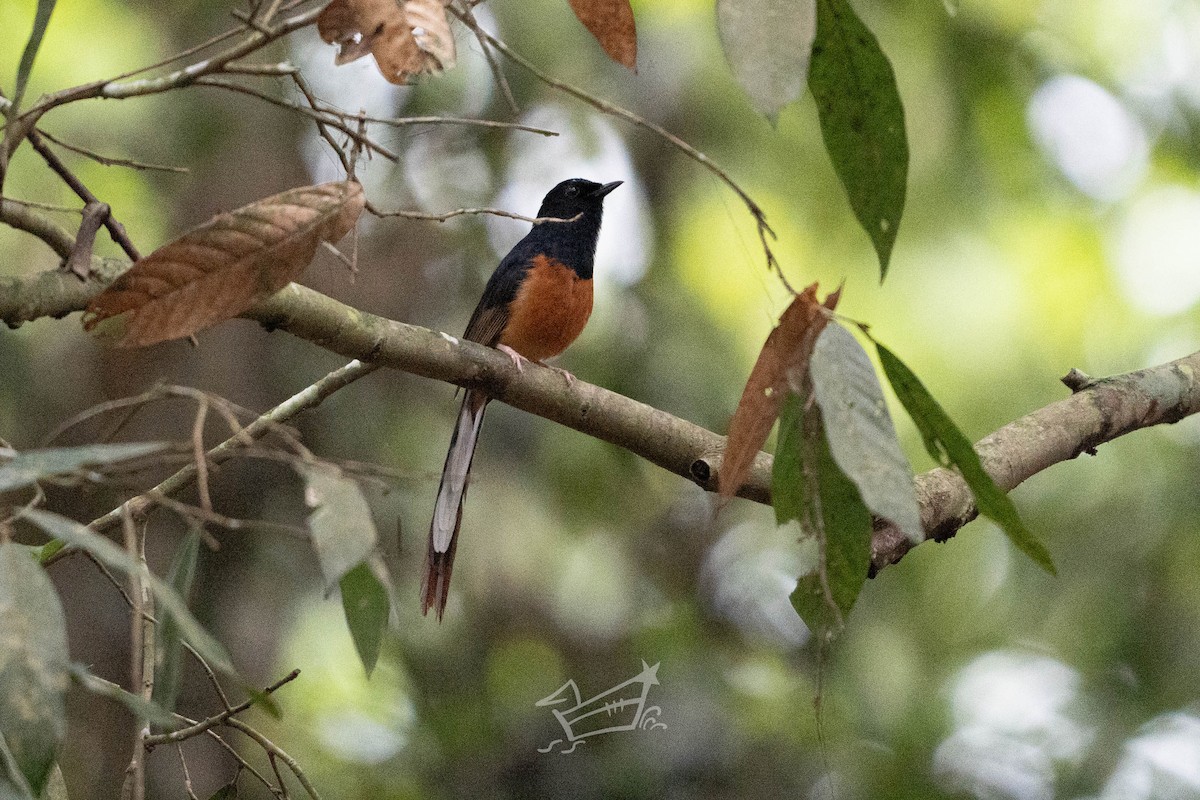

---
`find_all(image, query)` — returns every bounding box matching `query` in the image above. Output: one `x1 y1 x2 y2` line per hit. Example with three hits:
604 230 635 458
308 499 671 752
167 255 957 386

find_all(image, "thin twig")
19 6 323 115
119 507 152 800
145 670 301 747
346 113 554 136
290 72 353 177
64 202 110 279
202 728 281 797
43 363 375 566
42 385 257 451
26 130 142 261
193 77 397 161
183 641 233 712
224 718 321 800
191 400 213 515
175 743 200 800
457 14 791 291
0 196 84 213
268 753 293 800
0 197 76 258
35 128 190 173
366 200 582 225
459 3 519 114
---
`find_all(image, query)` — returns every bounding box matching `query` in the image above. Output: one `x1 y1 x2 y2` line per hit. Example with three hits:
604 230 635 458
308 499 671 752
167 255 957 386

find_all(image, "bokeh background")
3 0 1200 797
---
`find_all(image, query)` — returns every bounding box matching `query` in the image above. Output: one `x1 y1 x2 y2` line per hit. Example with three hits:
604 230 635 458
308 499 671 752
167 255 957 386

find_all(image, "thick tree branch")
0 253 125 324
2 252 1199 571
869 350 1200 573
0 197 76 259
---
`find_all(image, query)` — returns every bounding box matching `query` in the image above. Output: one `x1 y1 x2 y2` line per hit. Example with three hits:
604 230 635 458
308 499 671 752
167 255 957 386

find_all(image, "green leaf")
0 443 169 493
244 689 281 720
300 463 378 590
0 543 68 796
205 785 237 800
152 529 202 716
67 664 180 730
340 560 390 676
10 0 56 115
21 510 241 680
809 323 922 543
34 542 62 566
772 394 807 526
808 0 908 279
777 401 873 635
716 0 817 121
875 343 1057 574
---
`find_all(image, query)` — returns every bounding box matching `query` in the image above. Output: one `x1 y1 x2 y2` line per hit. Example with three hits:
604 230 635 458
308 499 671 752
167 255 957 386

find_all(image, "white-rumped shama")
422 178 622 620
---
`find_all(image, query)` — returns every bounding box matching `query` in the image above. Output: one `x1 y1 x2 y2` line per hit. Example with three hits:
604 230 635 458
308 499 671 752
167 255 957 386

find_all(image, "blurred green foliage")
3 0 1200 798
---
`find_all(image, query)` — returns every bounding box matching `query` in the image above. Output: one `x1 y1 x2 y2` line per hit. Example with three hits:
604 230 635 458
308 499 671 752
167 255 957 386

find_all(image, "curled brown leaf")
567 0 637 70
717 283 841 502
317 0 456 84
83 181 365 347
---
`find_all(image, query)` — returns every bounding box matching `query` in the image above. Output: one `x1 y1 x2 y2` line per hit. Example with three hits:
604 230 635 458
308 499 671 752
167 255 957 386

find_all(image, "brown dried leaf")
405 0 456 72
567 0 637 70
83 181 365 347
717 283 841 502
317 0 455 84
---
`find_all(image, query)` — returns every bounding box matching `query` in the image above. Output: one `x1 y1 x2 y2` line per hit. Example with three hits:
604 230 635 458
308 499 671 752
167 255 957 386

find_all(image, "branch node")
1061 368 1094 393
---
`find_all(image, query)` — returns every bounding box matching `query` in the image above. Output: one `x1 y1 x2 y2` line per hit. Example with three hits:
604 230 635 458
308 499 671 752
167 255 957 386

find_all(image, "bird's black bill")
590 180 623 198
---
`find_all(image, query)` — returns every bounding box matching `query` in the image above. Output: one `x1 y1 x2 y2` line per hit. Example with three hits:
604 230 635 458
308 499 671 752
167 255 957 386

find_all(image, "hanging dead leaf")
405 0 456 72
567 0 637 71
317 0 377 64
317 0 456 84
717 283 841 502
83 181 364 347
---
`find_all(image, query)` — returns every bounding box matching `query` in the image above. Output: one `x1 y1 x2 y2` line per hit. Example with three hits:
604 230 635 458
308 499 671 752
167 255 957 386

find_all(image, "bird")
422 177 622 620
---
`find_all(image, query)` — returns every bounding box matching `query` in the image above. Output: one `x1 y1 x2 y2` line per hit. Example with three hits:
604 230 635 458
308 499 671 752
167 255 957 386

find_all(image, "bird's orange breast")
499 255 594 363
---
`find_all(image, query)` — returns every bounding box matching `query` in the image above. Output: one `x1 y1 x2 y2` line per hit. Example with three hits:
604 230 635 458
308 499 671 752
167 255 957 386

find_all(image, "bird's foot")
540 363 576 386
497 344 529 372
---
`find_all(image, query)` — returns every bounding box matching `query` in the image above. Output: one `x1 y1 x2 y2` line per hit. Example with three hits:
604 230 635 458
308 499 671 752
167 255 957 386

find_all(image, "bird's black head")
537 178 622 220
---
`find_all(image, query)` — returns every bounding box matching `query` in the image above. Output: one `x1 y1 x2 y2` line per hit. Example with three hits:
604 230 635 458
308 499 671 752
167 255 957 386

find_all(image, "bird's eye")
564 185 580 198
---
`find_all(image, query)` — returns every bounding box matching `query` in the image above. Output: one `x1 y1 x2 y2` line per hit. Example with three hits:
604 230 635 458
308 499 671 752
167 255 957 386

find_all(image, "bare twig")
347 112 554 136
194 77 397 161
26 130 141 261
290 71 353 177
34 128 190 173
0 196 84 213
145 670 301 748
201 727 281 797
455 14 790 291
16 6 323 119
455 2 518 113
175 744 200 800
268 753 293 800
223 60 298 76
63 201 110 279
42 362 375 566
224 717 321 800
365 200 581 225
0 197 76 258
119 508 152 800
185 641 233 712
190 400 213 515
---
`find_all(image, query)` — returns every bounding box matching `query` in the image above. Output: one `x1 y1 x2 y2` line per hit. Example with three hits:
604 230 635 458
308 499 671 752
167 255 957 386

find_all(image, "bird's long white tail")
422 389 488 620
